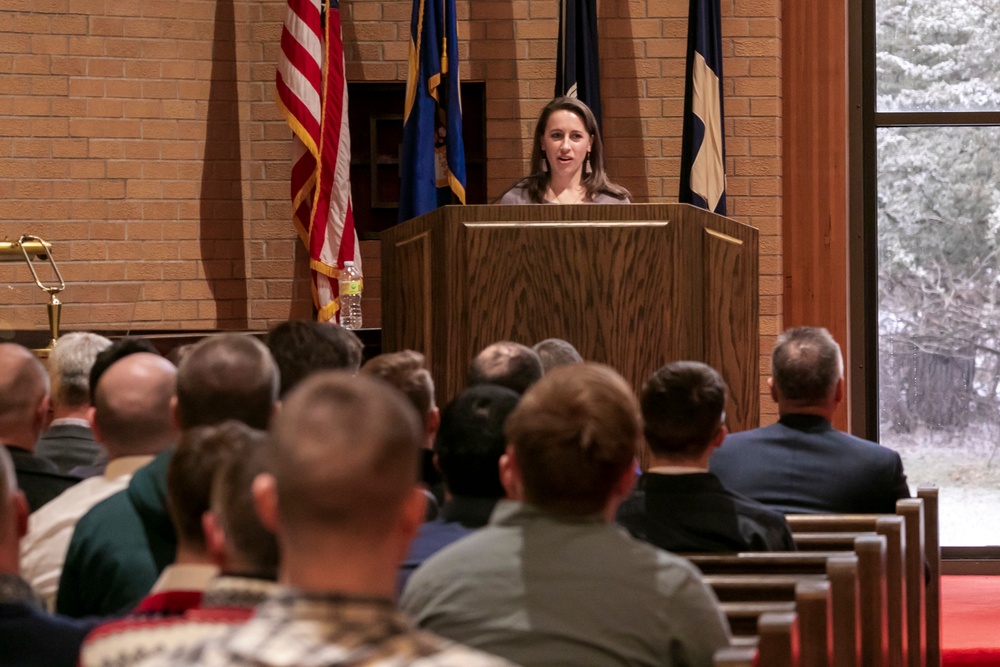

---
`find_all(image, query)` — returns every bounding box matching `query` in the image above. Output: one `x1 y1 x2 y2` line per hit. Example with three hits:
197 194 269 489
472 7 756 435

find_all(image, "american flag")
276 0 361 323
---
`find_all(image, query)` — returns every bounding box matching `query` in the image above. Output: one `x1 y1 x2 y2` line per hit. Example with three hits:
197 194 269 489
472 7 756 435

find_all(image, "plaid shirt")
138 588 517 667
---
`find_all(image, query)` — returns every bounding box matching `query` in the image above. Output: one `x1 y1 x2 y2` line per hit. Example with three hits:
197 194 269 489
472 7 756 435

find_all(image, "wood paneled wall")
781 0 850 430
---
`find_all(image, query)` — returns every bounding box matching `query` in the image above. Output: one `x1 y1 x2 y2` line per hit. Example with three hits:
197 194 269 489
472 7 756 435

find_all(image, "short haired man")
710 327 910 513
362 350 443 508
467 341 543 395
399 384 520 589
22 352 178 609
362 350 439 448
266 319 363 397
35 332 112 474
80 422 276 667
402 363 731 667
0 448 97 667
58 334 280 618
532 337 583 373
140 372 513 667
616 361 795 552
0 343 79 511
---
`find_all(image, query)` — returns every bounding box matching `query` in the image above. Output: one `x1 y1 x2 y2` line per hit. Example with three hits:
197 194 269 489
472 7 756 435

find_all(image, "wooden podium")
380 203 759 432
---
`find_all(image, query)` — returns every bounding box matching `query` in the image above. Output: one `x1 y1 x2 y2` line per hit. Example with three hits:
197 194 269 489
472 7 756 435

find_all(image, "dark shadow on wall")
199 0 248 329
600 0 649 202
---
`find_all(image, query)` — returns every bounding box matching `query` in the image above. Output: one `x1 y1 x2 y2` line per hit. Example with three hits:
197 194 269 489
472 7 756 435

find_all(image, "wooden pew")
796 580 829 667
917 487 940 667
695 538 896 667
855 534 889 667
722 601 796 636
758 611 798 667
690 551 860 666
786 502 930 667
713 646 757 667
898 498 925 667
827 555 860 667
706 573 825 602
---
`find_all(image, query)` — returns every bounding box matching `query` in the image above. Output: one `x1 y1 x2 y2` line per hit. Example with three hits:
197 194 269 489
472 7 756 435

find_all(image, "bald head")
93 353 178 458
0 343 50 448
468 341 544 395
269 372 422 539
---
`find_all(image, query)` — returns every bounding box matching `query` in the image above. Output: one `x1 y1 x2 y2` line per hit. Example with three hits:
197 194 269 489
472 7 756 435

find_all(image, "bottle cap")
343 261 354 267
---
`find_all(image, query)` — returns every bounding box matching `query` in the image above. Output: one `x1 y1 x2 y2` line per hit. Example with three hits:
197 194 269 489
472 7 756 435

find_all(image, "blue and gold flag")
679 0 726 215
398 0 466 223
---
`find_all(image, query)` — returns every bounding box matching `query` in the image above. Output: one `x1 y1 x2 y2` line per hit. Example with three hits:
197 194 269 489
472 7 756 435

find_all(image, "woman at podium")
498 97 631 205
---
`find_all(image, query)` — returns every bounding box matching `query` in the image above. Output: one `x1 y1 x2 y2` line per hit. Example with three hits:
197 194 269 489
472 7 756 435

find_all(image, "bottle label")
341 279 363 296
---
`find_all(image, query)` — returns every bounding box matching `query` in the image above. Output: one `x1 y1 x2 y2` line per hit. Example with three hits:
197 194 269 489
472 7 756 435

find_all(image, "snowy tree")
875 0 1000 431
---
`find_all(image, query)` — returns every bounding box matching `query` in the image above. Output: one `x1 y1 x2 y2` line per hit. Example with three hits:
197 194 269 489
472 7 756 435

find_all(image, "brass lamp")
0 235 66 354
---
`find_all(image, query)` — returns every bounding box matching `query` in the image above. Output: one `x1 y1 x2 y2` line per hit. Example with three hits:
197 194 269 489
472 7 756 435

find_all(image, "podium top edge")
469 220 671 228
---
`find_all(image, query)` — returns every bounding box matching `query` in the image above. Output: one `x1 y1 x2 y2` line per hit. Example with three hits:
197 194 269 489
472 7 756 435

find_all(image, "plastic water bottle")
338 261 363 329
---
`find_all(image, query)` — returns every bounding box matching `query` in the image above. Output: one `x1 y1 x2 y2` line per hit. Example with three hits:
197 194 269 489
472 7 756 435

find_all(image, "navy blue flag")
679 0 726 215
398 0 467 223
555 0 602 131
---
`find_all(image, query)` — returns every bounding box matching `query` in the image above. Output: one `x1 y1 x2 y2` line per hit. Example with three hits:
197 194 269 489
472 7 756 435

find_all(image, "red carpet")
942 575 1000 666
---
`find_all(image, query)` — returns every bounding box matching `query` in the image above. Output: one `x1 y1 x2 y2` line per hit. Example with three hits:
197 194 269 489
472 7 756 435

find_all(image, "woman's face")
541 109 593 181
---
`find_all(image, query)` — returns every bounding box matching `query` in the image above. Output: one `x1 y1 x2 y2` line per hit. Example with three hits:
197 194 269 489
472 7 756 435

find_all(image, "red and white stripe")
276 0 360 323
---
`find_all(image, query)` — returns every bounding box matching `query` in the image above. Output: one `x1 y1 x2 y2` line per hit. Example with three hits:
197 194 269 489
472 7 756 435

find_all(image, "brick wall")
0 0 781 423
344 0 783 424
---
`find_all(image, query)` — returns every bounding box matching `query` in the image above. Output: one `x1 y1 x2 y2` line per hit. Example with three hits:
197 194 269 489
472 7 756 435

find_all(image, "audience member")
266 320 363 397
710 326 911 513
362 350 439 447
616 361 795 552
21 353 178 609
0 343 79 511
87 337 161 405
362 350 443 509
399 384 520 589
402 363 730 667
35 332 112 474
141 372 513 667
0 447 97 667
58 334 279 618
532 337 583 373
80 422 275 667
467 341 543 395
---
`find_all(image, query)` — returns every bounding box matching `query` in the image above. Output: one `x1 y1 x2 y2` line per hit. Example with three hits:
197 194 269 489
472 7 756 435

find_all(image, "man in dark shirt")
0 343 79 512
710 326 910 514
0 447 96 667
398 384 520 589
617 360 795 552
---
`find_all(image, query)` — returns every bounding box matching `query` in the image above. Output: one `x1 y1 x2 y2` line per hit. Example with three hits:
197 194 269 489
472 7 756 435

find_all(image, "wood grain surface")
382 204 760 431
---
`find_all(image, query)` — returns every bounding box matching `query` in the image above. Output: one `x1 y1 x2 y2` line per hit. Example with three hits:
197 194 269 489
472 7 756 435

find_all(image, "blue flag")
555 0 602 131
398 0 467 223
679 0 726 215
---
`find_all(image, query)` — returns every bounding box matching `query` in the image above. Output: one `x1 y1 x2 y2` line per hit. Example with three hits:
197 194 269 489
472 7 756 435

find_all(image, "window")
866 0 1000 546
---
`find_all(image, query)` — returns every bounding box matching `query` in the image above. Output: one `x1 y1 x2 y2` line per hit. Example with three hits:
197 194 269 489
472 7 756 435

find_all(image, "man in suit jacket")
710 326 910 514
35 332 112 475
